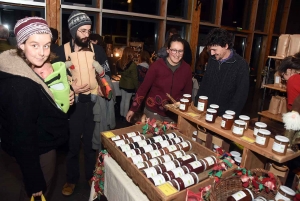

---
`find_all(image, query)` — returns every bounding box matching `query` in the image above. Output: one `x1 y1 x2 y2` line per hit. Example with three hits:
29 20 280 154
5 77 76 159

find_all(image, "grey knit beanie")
68 10 92 39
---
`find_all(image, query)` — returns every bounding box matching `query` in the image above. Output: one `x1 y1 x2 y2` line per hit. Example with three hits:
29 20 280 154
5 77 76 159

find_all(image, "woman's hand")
71 78 90 94
69 90 74 105
32 191 42 197
126 110 134 122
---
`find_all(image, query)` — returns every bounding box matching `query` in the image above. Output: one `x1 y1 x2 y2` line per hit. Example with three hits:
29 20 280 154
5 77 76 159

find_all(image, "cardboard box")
101 124 236 201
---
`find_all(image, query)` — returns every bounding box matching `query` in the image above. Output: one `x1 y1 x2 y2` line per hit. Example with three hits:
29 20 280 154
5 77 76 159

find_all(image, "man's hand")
126 111 134 122
71 78 90 94
32 191 42 197
69 90 75 105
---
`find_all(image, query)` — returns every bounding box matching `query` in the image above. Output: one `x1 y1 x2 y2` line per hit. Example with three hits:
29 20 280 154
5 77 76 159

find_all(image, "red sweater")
287 74 300 110
130 58 192 116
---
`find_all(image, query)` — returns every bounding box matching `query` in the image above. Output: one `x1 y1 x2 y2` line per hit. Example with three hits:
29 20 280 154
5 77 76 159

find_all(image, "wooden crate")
101 124 236 201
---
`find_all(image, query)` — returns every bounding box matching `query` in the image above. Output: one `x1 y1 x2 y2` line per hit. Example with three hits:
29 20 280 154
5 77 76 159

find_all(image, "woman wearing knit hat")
0 17 70 200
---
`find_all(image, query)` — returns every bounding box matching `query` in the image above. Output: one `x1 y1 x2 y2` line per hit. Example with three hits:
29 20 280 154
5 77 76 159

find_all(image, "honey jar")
183 94 192 105
221 114 234 130
179 98 189 112
206 108 217 123
255 129 271 148
253 122 267 137
238 115 250 130
197 96 208 112
232 120 246 137
209 104 219 113
225 110 235 119
275 185 296 201
272 135 290 156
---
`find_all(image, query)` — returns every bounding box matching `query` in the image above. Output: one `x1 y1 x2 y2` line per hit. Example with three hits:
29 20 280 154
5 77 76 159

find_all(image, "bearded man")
53 10 110 196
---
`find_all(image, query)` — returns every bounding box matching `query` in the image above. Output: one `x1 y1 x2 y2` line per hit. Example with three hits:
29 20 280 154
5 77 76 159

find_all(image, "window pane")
200 0 216 23
255 0 268 31
269 36 278 56
249 34 263 76
221 0 253 30
286 0 300 34
165 23 187 40
233 34 247 58
103 0 159 15
61 0 96 7
273 0 285 34
167 0 188 19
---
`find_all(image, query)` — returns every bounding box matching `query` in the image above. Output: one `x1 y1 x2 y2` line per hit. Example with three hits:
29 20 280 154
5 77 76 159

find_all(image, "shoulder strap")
64 42 71 61
90 43 95 53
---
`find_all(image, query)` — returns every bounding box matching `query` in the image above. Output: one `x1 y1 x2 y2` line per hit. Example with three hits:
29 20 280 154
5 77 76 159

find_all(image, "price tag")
241 136 255 143
103 131 116 138
157 182 178 196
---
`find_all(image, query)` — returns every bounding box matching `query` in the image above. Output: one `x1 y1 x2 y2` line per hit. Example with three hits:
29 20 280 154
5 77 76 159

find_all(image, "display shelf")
263 84 286 92
258 110 283 123
268 56 284 60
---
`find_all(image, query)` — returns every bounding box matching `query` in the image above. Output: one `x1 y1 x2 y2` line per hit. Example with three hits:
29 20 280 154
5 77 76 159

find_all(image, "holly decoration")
69 65 75 70
142 118 177 135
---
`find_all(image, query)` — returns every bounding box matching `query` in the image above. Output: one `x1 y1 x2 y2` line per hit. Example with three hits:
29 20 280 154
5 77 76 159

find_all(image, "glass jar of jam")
114 139 130 147
146 149 165 159
202 156 217 169
227 188 254 201
197 96 208 112
157 153 174 163
110 135 125 141
183 94 192 105
238 115 250 130
164 132 177 140
176 154 197 166
138 143 157 154
255 129 271 148
119 143 136 152
129 153 148 164
206 108 217 123
213 144 220 153
135 161 149 170
124 148 141 157
171 137 184 145
253 122 267 137
134 140 149 149
157 159 180 173
169 150 186 159
234 156 242 166
253 197 267 201
225 110 236 119
232 120 246 137
128 135 146 143
179 98 189 112
192 131 197 141
142 166 163 178
275 185 296 201
210 104 219 113
123 131 140 138
149 173 169 186
230 151 241 158
144 157 162 167
177 141 192 152
165 144 180 153
183 160 206 174
272 135 290 156
168 172 199 191
221 114 234 130
151 135 164 143
163 166 189 180
154 140 173 150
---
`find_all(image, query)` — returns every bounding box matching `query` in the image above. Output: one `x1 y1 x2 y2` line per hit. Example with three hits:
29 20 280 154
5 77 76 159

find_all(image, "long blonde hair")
119 47 134 70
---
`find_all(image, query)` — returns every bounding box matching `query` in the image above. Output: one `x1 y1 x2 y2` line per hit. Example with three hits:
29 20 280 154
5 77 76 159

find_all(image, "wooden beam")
215 0 223 26
46 0 61 44
190 0 201 72
280 0 292 34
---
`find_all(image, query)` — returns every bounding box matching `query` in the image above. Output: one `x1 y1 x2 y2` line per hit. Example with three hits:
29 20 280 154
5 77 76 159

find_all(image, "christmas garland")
141 118 177 135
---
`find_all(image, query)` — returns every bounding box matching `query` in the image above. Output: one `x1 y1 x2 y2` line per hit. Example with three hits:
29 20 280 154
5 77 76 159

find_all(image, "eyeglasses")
169 49 184 55
77 29 91 35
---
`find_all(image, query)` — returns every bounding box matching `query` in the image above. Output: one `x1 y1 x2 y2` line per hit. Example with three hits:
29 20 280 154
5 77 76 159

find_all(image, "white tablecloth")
112 80 121 96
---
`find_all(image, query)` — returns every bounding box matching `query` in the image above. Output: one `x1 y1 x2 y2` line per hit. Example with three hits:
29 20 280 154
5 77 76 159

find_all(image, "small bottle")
123 131 140 139
255 129 271 148
197 96 208 112
134 139 149 148
183 94 192 105
168 172 199 191
221 114 234 130
225 110 236 119
227 188 254 201
165 144 180 153
206 108 217 123
179 98 189 112
110 135 125 141
164 132 177 140
232 120 246 137
177 141 192 152
275 185 296 201
253 122 267 137
114 139 130 147
151 135 165 143
192 131 197 141
209 104 219 113
238 115 250 130
128 135 146 143
176 154 197 166
272 135 290 156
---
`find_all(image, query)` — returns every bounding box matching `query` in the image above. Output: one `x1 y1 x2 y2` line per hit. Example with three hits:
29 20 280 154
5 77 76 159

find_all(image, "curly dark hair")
205 28 234 49
278 52 300 74
167 34 185 49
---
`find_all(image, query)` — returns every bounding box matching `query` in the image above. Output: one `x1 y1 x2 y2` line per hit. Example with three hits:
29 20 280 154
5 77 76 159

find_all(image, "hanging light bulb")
127 0 131 3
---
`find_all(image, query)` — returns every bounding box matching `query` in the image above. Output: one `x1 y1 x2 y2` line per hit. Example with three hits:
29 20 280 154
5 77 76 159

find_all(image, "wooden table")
166 104 300 169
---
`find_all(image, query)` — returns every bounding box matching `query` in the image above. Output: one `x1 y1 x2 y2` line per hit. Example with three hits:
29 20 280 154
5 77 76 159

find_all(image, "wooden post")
190 0 201 72
46 0 61 44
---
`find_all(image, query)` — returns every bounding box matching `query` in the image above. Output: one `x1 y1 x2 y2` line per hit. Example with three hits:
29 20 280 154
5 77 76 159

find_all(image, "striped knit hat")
68 10 92 39
14 17 52 47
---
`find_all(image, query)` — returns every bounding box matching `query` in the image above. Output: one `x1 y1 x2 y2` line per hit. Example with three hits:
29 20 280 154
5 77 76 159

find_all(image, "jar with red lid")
232 120 246 137
142 166 163 178
221 114 234 130
128 135 146 143
183 160 206 174
145 149 165 159
179 98 189 112
168 172 199 191
129 153 148 164
163 166 189 181
114 139 130 147
183 94 192 105
197 96 208 112
177 141 192 152
206 108 217 123
176 154 197 166
157 159 180 173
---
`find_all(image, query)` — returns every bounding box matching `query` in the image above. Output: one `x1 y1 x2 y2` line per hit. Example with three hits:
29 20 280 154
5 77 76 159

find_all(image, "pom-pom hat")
14 17 52 47
68 10 92 39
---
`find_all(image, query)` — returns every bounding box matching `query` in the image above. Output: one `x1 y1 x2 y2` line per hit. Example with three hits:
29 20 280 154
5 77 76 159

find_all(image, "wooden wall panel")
280 0 292 34
190 0 201 71
46 0 60 44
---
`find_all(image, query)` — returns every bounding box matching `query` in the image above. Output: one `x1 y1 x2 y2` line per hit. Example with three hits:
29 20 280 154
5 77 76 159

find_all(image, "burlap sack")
276 34 290 58
268 96 281 114
287 34 300 56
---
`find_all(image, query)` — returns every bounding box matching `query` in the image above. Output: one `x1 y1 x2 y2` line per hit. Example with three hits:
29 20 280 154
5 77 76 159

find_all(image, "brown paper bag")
268 96 281 114
287 34 300 56
278 96 287 114
276 34 290 58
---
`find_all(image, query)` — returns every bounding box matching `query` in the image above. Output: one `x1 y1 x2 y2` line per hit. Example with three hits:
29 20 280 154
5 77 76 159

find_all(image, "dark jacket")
119 61 138 90
194 50 249 117
130 58 192 116
137 62 149 87
0 50 68 196
0 40 13 53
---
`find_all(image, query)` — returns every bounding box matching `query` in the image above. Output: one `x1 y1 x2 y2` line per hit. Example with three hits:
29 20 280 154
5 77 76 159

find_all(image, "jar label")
161 155 172 162
256 135 266 145
180 142 189 148
150 150 161 158
173 150 184 158
166 133 176 139
231 191 246 200
254 128 259 136
172 137 181 144
190 161 202 169
192 137 196 141
120 144 131 152
153 136 163 142
221 120 226 127
143 145 154 153
125 150 136 157
126 132 137 138
275 191 291 201
131 135 142 142
171 167 185 178
205 114 213 121
149 158 160 166
204 156 215 166
137 140 147 147
181 174 195 188
160 140 170 148
136 162 146 169
164 161 177 171
179 103 186 110
167 145 178 152
233 126 244 135
131 155 144 164
197 102 205 111
181 155 192 161
144 167 158 178
272 142 286 153
115 140 126 147
152 174 166 186
111 135 121 141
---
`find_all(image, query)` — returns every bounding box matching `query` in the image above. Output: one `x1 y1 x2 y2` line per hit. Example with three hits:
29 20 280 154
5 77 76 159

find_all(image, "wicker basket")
209 168 282 201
